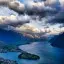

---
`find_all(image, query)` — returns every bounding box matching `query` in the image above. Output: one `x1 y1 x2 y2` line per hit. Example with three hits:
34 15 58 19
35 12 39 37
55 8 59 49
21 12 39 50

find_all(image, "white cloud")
0 0 16 5
14 22 64 37
0 0 60 14
8 1 25 13
0 6 18 16
13 16 64 35
0 14 30 26
26 1 45 10
44 0 57 6
0 0 63 38
59 0 64 10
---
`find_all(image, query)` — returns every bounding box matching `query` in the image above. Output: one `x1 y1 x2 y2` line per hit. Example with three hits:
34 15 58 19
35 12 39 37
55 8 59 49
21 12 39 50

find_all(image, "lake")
0 29 64 64
0 41 64 64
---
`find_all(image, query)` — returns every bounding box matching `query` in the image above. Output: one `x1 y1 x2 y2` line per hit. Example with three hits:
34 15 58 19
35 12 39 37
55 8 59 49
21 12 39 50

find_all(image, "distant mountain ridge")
0 29 46 45
50 32 64 48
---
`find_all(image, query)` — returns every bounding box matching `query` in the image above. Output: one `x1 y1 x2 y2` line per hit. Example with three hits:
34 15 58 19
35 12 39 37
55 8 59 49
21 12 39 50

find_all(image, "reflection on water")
0 41 64 64
19 41 64 64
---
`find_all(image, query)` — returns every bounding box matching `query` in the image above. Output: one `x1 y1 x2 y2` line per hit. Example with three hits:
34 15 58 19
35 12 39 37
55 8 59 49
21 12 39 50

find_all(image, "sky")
0 0 64 37
19 0 25 3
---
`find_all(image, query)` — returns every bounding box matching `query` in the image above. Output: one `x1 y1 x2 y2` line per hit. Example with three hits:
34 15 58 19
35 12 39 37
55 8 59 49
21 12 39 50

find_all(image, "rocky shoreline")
0 46 22 53
0 58 18 64
0 41 22 53
0 42 21 64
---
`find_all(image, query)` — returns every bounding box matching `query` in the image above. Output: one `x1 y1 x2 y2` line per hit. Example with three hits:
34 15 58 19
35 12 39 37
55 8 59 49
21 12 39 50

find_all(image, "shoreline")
0 57 18 64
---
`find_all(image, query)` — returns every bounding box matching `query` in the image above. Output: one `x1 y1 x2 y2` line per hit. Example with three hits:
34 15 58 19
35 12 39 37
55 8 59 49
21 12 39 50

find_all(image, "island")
18 52 40 60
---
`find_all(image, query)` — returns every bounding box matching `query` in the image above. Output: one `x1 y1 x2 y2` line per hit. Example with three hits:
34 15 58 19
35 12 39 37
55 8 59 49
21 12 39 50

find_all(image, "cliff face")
50 32 64 48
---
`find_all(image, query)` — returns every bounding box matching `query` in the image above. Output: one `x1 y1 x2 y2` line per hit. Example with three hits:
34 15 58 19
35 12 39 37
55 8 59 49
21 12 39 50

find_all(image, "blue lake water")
0 41 64 64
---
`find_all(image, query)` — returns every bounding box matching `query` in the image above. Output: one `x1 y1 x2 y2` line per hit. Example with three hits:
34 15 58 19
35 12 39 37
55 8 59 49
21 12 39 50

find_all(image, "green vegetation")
0 41 21 52
18 52 40 60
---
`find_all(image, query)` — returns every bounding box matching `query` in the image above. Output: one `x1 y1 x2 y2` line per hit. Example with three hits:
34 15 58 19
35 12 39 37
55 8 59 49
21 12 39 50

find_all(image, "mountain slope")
50 32 64 48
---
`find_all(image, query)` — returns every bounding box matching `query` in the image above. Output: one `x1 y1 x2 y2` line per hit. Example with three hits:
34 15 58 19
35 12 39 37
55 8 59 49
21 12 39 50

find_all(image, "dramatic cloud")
0 0 64 38
0 0 60 15
49 11 64 23
14 18 64 35
0 15 30 27
11 22 64 39
0 0 16 5
8 1 25 14
59 0 64 10
0 6 18 16
45 0 58 6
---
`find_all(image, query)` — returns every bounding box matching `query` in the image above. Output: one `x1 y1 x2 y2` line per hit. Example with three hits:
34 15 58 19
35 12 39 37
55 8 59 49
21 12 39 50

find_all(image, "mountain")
0 29 46 45
0 28 35 45
50 32 64 48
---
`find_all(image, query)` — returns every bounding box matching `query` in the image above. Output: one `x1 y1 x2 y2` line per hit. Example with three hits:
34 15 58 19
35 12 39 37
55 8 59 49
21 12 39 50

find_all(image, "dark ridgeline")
0 28 35 45
0 28 22 45
50 32 64 48
0 29 46 45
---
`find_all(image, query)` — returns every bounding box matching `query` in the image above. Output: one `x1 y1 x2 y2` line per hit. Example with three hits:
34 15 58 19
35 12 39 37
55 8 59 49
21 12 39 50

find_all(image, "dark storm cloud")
0 0 60 16
8 0 59 16
0 0 63 36
48 11 64 24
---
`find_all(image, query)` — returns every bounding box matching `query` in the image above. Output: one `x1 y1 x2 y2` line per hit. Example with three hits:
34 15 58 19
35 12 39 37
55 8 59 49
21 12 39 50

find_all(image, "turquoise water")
0 41 64 64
